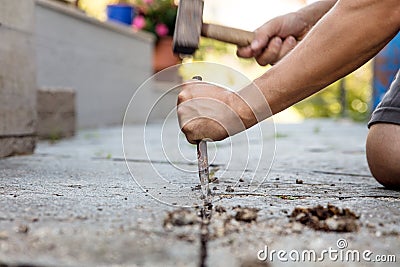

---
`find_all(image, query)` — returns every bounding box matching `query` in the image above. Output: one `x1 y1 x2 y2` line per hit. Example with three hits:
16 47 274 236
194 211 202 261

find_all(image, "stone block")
0 137 36 157
37 88 76 139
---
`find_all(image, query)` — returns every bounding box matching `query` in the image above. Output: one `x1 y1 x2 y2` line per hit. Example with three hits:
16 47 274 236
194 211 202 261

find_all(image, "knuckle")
182 125 197 144
177 90 189 103
237 48 250 58
283 37 296 51
181 122 194 135
256 57 268 66
257 51 273 66
270 39 282 54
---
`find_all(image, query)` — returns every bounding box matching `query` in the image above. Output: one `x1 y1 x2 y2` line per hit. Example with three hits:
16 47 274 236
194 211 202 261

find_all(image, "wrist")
224 90 255 129
233 81 273 129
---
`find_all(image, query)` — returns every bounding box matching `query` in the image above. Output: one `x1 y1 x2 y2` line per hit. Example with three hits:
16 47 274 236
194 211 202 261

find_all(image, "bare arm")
178 0 400 143
239 0 400 127
238 0 337 65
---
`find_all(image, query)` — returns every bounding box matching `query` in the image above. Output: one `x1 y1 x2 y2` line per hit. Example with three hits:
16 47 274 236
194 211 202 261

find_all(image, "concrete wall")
35 0 155 128
0 0 37 157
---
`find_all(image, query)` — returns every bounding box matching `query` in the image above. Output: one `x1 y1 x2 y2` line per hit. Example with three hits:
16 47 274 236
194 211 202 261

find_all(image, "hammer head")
172 0 204 55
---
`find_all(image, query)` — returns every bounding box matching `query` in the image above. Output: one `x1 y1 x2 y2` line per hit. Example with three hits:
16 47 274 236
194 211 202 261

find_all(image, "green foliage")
293 63 372 122
275 132 288 138
48 131 62 143
194 38 260 67
193 38 230 61
131 0 177 39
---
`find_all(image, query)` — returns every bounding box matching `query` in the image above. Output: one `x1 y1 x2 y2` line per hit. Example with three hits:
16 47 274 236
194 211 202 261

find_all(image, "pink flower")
144 0 153 4
155 23 169 37
132 15 146 30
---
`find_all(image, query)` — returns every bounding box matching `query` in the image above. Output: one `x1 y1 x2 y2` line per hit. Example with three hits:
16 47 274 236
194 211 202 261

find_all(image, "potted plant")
131 0 180 72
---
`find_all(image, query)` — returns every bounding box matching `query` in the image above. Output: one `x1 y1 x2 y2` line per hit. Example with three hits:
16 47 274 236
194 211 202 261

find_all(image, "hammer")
173 0 254 55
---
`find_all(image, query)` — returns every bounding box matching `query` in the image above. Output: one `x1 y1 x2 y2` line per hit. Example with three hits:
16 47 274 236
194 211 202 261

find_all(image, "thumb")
250 35 269 57
251 19 282 56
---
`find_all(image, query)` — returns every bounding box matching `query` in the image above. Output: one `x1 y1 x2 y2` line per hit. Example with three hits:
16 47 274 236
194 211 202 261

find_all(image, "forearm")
240 0 399 124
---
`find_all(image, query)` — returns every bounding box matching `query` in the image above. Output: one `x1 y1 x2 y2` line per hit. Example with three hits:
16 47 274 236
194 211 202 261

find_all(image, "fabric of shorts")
368 70 400 128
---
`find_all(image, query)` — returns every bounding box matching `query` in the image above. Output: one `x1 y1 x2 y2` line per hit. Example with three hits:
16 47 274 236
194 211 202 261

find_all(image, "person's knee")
366 123 400 189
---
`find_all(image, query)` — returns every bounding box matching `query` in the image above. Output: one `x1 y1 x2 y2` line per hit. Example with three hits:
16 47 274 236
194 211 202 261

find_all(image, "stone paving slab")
0 119 399 267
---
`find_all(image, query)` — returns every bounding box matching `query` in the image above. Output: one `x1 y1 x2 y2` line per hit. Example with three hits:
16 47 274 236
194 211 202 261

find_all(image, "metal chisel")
192 76 211 204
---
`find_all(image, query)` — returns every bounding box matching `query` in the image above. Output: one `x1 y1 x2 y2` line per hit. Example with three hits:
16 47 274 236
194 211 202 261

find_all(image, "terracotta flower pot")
153 36 181 73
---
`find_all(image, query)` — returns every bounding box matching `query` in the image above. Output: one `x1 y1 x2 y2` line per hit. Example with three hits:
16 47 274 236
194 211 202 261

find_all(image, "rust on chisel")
197 140 211 204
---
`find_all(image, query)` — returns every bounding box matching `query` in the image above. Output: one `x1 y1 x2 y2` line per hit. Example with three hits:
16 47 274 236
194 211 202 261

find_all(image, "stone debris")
191 184 201 191
163 205 261 240
290 204 359 232
209 209 241 239
176 233 196 243
0 231 8 240
214 206 227 213
209 177 219 184
226 186 235 193
295 179 303 184
234 207 259 223
163 209 200 228
16 224 29 234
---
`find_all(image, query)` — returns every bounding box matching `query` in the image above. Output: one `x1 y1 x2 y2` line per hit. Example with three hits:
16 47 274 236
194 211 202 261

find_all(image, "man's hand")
237 0 337 66
177 82 252 144
237 12 305 66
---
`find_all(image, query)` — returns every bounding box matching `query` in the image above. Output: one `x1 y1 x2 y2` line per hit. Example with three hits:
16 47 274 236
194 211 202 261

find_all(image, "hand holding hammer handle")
201 23 254 47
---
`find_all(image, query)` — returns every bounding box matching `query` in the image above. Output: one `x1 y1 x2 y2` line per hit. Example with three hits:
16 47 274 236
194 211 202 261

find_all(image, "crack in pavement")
215 193 400 199
104 157 224 167
199 203 212 267
312 170 372 178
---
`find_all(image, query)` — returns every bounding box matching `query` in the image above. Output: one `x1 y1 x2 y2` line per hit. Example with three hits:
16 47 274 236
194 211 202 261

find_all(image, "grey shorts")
368 70 400 128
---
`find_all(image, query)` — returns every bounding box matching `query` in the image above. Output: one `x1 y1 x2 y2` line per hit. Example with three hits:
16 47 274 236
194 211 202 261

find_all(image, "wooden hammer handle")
201 23 254 47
